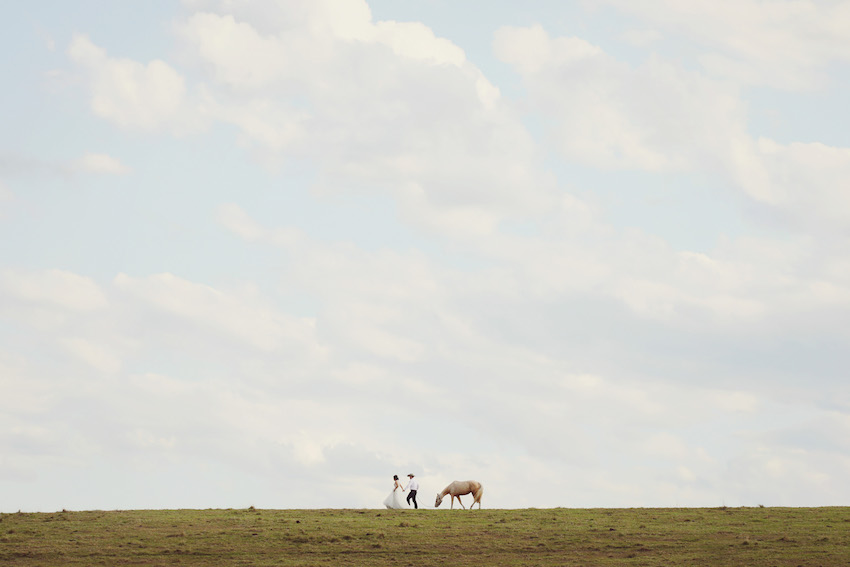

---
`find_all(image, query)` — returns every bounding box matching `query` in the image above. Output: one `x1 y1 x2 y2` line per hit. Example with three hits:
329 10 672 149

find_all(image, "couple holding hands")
383 473 419 509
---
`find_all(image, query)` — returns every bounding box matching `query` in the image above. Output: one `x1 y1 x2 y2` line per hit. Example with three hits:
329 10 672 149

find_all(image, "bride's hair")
393 475 399 480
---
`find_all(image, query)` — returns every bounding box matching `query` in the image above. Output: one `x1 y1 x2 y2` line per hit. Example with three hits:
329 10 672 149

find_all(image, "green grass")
1 507 849 565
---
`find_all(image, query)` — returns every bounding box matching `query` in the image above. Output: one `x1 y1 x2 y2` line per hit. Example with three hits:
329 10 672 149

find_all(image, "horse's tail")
475 483 484 502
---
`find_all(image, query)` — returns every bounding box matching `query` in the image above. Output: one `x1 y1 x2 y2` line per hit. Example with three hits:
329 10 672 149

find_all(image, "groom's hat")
407 473 414 477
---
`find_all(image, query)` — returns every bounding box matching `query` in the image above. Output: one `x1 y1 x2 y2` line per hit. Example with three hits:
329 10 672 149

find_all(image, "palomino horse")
435 480 483 510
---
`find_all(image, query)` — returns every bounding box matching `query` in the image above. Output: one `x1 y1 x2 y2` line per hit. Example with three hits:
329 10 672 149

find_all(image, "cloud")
726 446 850 505
73 152 131 175
9 0 850 510
597 0 850 90
742 138 850 228
206 208 850 512
620 28 662 47
66 2 532 238
0 268 109 312
171 4 541 235
0 352 55 416
113 272 325 354
494 24 748 173
59 1 528 237
68 34 197 132
494 24 603 75
216 203 265 241
494 23 850 234
179 1 466 69
373 20 466 67
1 223 848 509
59 337 123 373
216 201 850 395
216 203 303 246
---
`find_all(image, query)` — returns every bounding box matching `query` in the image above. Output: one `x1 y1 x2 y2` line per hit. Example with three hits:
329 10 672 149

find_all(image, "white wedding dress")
383 485 407 509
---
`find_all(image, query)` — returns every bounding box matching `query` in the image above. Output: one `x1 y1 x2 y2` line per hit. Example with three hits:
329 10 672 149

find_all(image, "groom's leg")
410 490 418 509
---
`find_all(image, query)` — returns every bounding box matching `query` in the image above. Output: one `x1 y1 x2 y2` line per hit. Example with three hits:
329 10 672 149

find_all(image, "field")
1 507 849 566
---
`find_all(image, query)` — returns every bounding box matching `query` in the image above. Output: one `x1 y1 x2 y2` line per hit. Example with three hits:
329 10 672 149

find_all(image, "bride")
383 475 407 509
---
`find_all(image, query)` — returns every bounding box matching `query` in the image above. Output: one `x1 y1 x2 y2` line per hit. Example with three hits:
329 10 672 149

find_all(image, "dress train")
383 488 406 509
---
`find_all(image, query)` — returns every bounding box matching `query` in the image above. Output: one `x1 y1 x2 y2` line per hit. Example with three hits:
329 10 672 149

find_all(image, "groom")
405 473 419 509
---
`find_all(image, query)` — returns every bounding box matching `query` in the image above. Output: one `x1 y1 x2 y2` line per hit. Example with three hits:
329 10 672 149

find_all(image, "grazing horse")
435 480 483 510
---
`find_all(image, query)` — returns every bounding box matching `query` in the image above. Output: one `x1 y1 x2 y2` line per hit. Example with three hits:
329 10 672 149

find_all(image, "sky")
2 0 850 512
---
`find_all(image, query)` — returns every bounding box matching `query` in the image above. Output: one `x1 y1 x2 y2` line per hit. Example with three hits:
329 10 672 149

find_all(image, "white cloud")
59 337 123 373
373 20 466 67
216 203 303 247
216 203 265 241
639 432 701 462
172 3 546 236
709 390 760 413
65 2 547 239
599 0 850 90
68 34 196 132
73 152 131 175
177 12 305 90
199 180 850 507
0 268 108 311
180 1 466 69
494 24 748 172
7 0 850 511
218 199 848 377
494 24 603 75
113 272 326 357
1 222 848 509
726 446 850 505
744 138 850 227
206 96 308 151
620 28 662 47
494 23 850 234
0 351 54 415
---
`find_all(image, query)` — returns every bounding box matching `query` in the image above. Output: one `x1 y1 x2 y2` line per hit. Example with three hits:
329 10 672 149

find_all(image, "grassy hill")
2 506 849 565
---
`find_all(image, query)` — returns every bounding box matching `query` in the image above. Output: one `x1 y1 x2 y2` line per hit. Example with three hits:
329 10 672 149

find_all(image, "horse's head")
435 494 443 508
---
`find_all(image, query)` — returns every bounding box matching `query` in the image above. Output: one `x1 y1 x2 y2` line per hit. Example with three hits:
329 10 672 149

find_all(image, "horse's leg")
457 495 466 510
